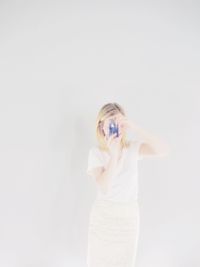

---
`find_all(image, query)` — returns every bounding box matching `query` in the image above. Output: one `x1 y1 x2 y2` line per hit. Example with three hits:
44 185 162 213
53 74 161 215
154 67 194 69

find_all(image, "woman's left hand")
117 115 134 133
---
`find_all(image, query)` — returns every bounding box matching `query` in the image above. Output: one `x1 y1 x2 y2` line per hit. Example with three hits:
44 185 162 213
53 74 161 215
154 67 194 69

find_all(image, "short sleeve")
86 147 104 176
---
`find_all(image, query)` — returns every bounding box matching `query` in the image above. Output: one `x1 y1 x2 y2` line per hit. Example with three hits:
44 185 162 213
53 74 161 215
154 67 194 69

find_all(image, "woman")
86 102 170 267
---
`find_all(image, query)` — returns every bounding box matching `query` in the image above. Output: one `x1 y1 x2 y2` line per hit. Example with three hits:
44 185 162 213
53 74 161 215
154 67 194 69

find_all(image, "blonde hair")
95 102 131 151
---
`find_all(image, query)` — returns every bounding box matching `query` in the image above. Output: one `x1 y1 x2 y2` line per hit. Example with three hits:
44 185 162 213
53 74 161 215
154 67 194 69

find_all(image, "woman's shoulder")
93 144 107 152
88 146 99 156
89 145 105 156
88 145 108 163
127 139 137 149
92 144 110 161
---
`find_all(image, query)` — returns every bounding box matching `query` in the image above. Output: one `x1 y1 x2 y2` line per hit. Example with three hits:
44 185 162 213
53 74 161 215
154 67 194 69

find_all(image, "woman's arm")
117 114 170 158
129 121 171 157
91 155 118 194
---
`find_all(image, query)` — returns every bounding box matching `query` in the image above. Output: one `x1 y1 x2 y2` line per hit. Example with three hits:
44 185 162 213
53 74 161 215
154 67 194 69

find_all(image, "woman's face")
102 113 125 139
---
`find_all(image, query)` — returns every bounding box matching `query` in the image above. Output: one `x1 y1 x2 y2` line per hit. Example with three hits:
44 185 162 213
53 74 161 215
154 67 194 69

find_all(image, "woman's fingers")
116 132 123 142
110 132 118 141
107 132 116 144
111 133 122 145
107 128 123 146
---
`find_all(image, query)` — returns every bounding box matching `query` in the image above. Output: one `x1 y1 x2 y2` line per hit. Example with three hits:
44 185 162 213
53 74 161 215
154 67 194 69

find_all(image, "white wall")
0 1 199 266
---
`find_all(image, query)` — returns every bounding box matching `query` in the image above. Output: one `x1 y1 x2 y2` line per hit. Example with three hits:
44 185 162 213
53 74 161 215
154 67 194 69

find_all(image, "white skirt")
86 198 140 267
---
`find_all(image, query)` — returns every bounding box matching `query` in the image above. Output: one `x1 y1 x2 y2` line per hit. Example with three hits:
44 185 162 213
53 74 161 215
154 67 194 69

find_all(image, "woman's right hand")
106 132 123 159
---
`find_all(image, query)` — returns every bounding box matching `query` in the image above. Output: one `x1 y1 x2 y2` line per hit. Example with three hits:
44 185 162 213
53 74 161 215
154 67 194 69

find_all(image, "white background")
0 1 199 266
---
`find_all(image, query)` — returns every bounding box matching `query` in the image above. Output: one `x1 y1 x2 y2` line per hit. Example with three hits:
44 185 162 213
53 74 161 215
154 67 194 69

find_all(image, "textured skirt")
86 198 140 267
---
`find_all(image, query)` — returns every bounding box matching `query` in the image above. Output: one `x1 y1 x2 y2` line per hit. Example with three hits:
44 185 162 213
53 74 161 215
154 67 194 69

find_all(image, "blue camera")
109 119 119 137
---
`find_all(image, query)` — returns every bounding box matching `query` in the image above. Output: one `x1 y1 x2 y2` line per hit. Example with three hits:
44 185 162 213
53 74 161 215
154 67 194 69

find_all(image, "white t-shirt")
86 140 144 202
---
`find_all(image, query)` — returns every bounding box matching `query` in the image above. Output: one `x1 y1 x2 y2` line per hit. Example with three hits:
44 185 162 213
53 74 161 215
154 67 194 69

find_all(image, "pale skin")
88 113 171 194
